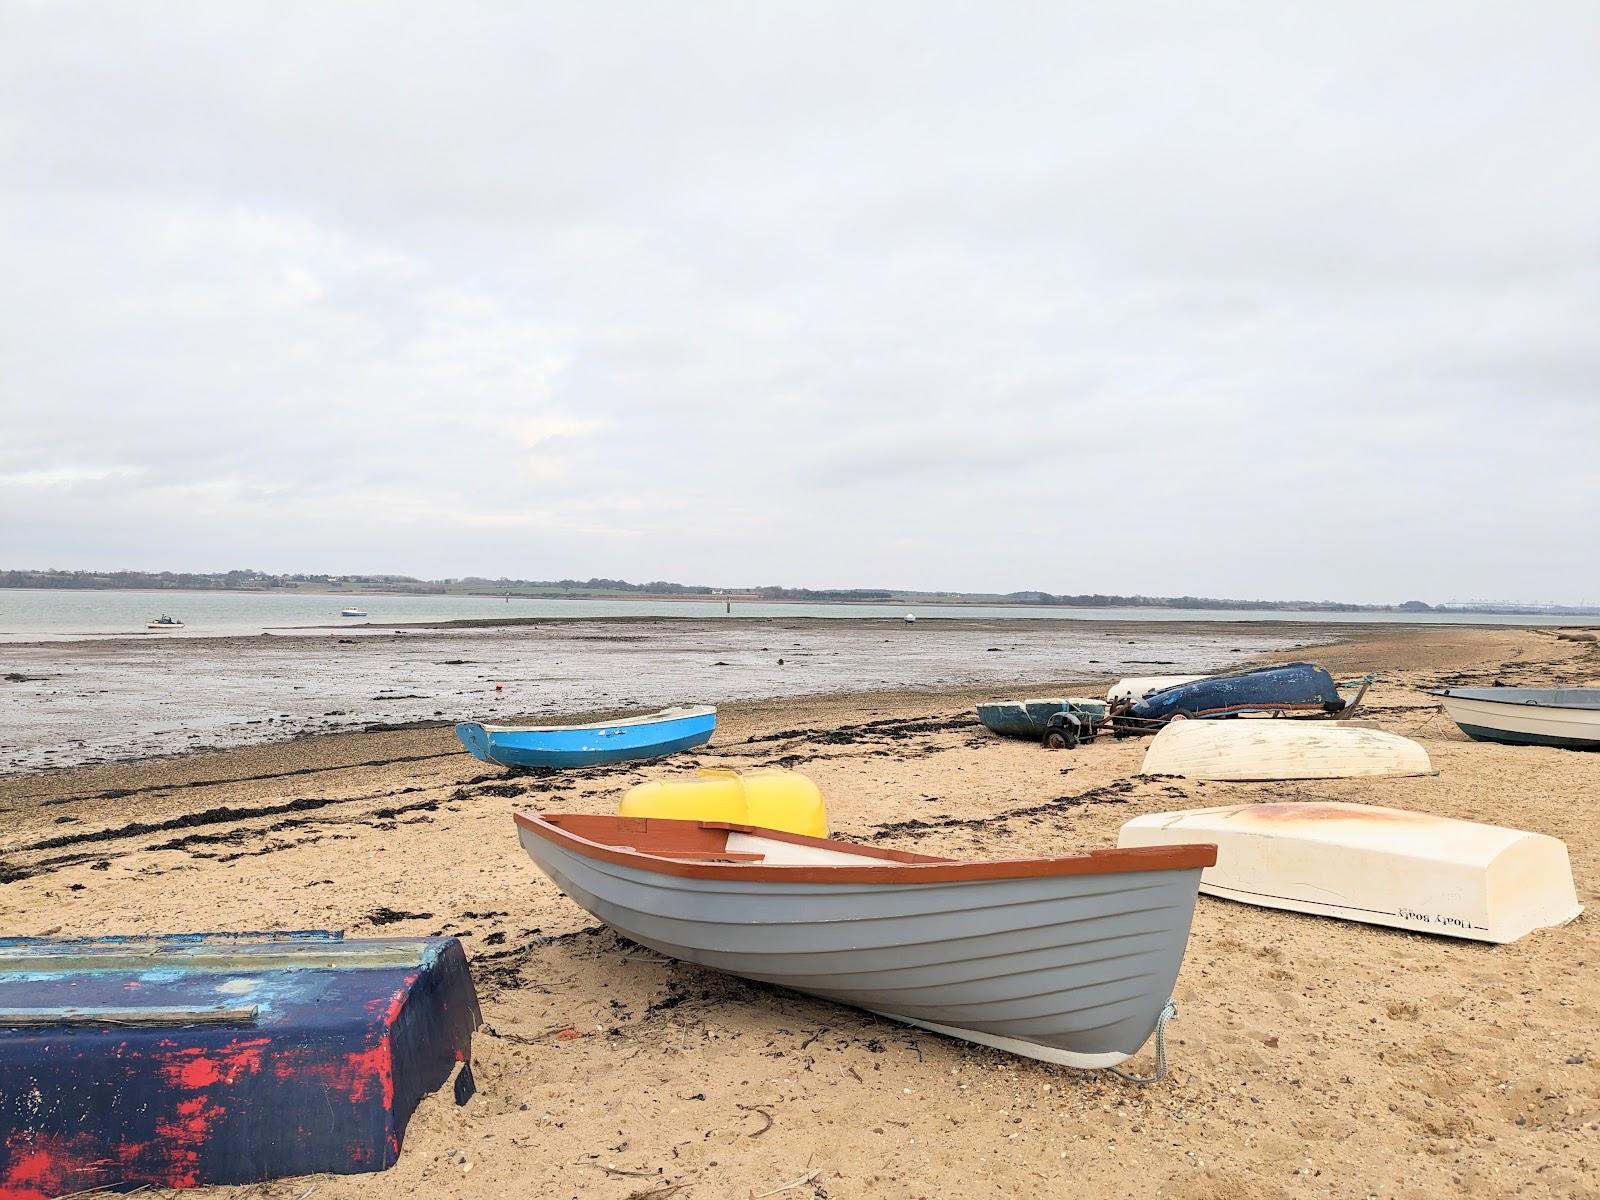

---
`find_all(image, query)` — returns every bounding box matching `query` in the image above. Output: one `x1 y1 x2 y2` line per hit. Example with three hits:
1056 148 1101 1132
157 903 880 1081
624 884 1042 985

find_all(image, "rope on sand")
1108 998 1178 1085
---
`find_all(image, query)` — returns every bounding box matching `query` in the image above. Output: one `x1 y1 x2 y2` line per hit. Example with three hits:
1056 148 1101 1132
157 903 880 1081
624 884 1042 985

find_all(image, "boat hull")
1105 675 1207 705
976 698 1109 740
515 819 1207 1068
0 932 479 1192
1434 689 1600 750
457 706 715 768
1119 803 1582 943
1140 720 1433 781
1129 663 1342 721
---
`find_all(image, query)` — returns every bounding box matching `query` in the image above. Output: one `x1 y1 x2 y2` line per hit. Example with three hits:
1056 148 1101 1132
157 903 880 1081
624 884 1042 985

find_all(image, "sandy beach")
2 623 1596 1199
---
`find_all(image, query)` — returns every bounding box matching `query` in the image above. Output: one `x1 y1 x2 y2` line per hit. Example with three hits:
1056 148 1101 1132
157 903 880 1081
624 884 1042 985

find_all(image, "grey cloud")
1 2 1596 602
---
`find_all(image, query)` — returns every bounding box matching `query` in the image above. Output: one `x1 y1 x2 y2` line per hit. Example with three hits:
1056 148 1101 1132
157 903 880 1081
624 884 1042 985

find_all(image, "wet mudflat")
0 616 1333 772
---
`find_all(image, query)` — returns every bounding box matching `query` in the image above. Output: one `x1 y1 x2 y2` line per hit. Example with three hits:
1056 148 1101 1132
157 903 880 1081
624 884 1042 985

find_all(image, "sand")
1 624 1596 1199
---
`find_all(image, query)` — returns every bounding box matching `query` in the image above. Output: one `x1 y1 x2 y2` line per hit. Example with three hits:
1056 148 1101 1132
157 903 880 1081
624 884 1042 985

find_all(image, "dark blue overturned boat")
0 931 479 1195
1129 662 1344 722
456 704 715 769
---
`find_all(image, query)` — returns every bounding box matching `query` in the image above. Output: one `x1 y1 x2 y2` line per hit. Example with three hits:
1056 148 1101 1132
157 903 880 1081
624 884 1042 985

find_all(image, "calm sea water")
0 588 1583 643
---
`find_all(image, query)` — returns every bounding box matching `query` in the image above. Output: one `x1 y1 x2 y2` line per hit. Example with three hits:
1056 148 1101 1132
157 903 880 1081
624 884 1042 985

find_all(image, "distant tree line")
0 568 291 590
0 568 447 593
12 568 1584 613
452 576 720 594
754 587 896 602
999 590 1369 612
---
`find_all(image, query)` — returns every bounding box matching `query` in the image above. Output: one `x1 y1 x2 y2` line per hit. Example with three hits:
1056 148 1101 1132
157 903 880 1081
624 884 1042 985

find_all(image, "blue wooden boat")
1129 663 1344 722
455 704 716 769
0 931 479 1194
976 698 1109 740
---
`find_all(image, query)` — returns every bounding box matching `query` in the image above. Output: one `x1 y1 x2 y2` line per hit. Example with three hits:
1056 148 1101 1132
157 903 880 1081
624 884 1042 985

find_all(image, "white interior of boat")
720 831 884 865
481 704 715 734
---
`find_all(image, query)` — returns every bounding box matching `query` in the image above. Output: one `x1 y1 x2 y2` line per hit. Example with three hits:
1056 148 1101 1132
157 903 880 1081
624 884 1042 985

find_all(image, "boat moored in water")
1432 687 1600 750
339 607 368 618
456 704 716 769
514 811 1216 1068
145 615 184 630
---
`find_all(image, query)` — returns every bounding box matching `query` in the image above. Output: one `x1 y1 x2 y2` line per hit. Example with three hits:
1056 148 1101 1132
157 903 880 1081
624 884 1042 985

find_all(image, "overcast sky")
1 3 1596 604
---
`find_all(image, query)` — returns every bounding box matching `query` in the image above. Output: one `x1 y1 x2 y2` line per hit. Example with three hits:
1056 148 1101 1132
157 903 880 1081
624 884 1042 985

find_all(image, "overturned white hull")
1118 802 1581 944
1140 720 1433 781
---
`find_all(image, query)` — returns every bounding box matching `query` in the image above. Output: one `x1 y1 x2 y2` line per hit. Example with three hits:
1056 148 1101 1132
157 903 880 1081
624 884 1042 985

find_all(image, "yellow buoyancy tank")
618 768 829 838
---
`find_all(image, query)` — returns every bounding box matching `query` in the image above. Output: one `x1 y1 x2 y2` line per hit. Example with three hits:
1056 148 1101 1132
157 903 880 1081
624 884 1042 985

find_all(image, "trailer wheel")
1167 709 1195 722
1043 728 1077 750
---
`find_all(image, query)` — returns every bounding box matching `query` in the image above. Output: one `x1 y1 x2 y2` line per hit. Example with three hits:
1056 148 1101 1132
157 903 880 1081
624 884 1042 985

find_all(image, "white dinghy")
1140 719 1433 781
1106 675 1207 705
1433 687 1600 751
1118 802 1582 944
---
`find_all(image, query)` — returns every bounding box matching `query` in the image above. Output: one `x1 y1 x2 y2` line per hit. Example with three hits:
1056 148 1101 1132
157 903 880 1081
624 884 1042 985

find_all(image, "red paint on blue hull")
0 932 479 1195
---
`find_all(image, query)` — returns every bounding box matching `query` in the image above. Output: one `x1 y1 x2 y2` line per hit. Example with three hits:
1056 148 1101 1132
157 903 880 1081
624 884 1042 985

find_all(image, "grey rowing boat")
514 812 1215 1069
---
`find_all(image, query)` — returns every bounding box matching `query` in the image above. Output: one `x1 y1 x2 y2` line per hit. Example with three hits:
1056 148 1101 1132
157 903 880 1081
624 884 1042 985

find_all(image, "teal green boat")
976 698 1109 741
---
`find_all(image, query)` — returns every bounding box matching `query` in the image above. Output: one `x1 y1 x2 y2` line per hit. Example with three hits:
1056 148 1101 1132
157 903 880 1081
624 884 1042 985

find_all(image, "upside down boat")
1140 719 1434 781
1118 803 1581 944
1128 663 1343 723
1105 675 1208 705
515 812 1215 1068
0 931 479 1194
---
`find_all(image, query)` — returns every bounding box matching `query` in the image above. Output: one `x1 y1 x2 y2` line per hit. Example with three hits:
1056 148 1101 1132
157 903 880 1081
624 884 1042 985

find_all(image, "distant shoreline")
3 582 1596 619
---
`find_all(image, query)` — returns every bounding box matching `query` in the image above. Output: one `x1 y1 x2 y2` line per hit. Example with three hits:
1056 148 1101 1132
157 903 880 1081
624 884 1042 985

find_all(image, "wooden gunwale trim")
513 811 1217 883
0 1004 260 1028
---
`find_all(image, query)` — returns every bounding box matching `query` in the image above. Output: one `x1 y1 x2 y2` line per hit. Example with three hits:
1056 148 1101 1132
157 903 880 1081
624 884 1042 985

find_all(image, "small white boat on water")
1118 802 1582 944
1140 719 1433 781
1433 687 1600 751
339 607 368 618
1106 675 1207 705
145 615 184 630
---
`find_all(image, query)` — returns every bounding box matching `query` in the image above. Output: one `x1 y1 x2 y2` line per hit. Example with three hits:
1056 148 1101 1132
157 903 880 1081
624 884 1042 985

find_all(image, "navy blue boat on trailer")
456 704 716 769
1128 662 1344 722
